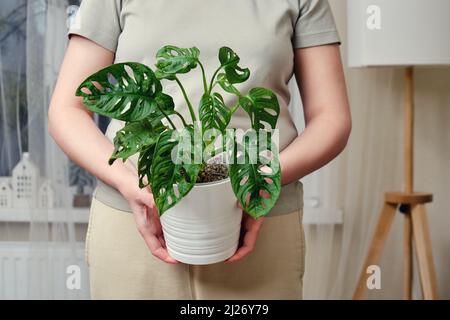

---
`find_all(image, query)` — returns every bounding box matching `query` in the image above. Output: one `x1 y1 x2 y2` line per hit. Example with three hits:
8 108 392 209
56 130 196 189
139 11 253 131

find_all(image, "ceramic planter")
160 178 242 265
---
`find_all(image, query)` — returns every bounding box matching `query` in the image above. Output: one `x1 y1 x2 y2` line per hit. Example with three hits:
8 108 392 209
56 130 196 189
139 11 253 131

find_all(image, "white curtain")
299 67 405 299
26 0 88 300
298 0 450 299
0 0 88 299
301 66 450 300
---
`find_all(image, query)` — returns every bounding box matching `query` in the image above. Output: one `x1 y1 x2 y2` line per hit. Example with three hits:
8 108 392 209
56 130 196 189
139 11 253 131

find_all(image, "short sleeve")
68 0 122 52
293 0 341 49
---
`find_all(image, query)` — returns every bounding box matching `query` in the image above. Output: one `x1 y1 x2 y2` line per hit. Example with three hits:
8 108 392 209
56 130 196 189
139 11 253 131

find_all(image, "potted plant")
77 46 282 264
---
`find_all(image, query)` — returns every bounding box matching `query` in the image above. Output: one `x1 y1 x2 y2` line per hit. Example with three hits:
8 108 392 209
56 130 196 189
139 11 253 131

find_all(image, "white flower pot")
160 178 243 265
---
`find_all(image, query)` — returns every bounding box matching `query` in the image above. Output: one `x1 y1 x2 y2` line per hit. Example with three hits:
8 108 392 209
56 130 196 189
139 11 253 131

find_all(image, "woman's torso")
106 0 300 167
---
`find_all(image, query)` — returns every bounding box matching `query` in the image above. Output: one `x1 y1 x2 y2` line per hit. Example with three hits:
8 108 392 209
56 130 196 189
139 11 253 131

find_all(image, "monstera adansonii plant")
76 46 281 219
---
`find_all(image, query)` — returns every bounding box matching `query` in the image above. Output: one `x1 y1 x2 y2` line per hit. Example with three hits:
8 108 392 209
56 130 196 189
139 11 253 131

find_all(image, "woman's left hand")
226 211 265 263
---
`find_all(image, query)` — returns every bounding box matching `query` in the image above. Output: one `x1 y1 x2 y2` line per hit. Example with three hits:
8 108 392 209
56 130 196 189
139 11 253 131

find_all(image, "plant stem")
210 80 219 91
208 66 223 94
229 101 240 115
159 108 177 130
174 110 188 127
175 76 197 123
198 61 209 93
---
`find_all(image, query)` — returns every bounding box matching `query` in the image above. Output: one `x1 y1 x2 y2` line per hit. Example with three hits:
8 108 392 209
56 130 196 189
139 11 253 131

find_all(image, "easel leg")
403 211 413 300
353 203 397 300
411 204 439 300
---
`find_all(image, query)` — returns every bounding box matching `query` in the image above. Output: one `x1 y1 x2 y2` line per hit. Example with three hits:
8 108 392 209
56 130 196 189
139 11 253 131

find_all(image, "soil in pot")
196 163 229 183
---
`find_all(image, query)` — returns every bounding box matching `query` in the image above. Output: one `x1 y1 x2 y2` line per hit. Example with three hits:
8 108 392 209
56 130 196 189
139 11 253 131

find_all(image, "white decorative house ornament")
12 153 39 208
38 180 55 209
0 178 12 209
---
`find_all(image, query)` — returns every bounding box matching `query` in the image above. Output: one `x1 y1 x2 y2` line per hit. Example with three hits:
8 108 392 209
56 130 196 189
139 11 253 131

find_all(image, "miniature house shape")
38 180 55 209
0 178 12 209
12 153 39 208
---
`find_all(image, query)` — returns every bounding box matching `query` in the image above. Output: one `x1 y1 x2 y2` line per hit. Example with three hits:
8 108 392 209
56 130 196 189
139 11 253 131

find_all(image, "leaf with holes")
217 73 241 96
76 63 173 122
199 92 231 135
229 132 281 218
239 88 280 130
138 144 157 188
150 129 202 215
218 47 250 84
155 45 200 80
109 118 165 165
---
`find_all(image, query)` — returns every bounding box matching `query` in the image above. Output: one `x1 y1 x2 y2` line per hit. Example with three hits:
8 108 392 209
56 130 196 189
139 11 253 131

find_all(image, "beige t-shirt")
69 0 340 216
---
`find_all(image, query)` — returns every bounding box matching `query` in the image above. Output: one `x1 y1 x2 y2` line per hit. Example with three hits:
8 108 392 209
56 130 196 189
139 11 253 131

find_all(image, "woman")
49 0 351 299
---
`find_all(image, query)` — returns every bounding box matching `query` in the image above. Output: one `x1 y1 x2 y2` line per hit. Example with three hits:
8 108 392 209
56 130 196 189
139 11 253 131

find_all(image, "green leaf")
218 47 250 84
152 92 177 125
217 73 241 96
229 132 281 218
76 63 171 122
155 45 200 79
109 118 165 165
199 92 231 135
150 129 202 215
138 144 157 188
239 88 280 130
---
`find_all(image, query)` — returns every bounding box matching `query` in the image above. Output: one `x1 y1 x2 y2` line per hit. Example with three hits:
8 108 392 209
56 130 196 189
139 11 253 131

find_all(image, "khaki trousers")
86 198 305 300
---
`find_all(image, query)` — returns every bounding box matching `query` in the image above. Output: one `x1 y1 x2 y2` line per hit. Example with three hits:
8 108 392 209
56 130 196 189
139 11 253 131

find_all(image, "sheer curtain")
0 0 88 299
295 0 411 299
299 0 450 299
288 67 401 298
300 67 407 299
26 0 88 300
302 65 450 300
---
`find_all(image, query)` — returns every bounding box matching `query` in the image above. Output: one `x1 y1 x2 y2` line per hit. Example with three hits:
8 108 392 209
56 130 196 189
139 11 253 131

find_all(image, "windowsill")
0 208 89 223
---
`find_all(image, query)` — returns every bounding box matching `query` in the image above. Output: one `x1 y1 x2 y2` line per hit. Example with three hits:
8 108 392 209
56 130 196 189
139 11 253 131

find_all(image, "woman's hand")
119 174 178 265
226 206 265 263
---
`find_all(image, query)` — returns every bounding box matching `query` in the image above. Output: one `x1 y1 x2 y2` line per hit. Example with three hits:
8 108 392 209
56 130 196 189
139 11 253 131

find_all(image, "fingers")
137 222 178 264
226 214 264 263
138 188 157 212
157 234 167 248
226 242 254 263
122 181 176 264
134 203 178 264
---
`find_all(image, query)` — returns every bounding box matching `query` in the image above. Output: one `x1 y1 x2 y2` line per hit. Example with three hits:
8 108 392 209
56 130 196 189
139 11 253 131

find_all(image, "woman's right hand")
118 174 178 265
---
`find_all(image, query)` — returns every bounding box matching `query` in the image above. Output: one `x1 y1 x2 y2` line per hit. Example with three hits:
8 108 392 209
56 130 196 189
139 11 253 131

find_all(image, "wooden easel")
353 67 439 300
